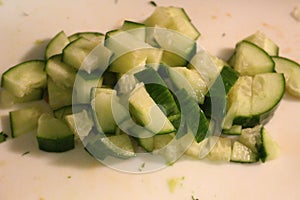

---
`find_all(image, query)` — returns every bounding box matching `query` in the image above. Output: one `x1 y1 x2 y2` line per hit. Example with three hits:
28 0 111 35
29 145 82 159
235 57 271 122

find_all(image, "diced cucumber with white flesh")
273 56 300 98
149 27 196 66
134 67 181 128
1 60 47 98
207 136 232 162
64 109 94 139
243 31 279 56
45 54 77 88
238 125 262 153
73 70 103 104
47 77 73 110
68 32 105 43
259 127 279 162
85 132 135 160
222 125 242 135
144 6 200 40
153 133 174 150
0 88 43 108
9 102 51 138
184 138 209 159
63 37 111 73
121 20 146 41
225 73 285 128
188 51 222 89
45 31 70 60
233 41 275 76
53 104 89 119
231 141 259 163
91 87 117 134
165 66 207 104
105 30 162 74
129 83 175 134
37 113 74 152
136 136 154 152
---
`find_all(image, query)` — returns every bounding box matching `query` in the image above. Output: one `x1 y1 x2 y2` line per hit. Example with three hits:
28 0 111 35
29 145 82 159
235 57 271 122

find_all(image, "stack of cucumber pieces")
1 6 300 165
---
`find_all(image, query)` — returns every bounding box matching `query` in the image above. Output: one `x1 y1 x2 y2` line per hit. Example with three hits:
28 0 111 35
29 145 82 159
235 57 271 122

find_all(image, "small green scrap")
167 176 185 193
149 1 157 7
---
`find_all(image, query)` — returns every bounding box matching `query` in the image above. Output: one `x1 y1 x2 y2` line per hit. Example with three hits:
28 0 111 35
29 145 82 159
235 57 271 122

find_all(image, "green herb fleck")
149 1 157 7
67 176 72 179
22 151 30 156
167 176 185 193
192 195 199 200
0 0 3 6
138 162 146 171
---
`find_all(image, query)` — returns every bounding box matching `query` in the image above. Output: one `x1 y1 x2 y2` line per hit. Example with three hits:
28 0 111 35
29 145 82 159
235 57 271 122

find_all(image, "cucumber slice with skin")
273 56 300 98
243 31 279 56
129 84 175 134
238 125 262 153
47 77 73 110
73 70 103 104
68 32 104 43
9 102 51 138
37 113 74 152
225 73 285 128
91 88 117 134
85 131 135 160
1 60 47 98
45 31 70 60
106 30 162 74
121 20 146 41
259 126 279 162
0 132 8 143
63 37 111 73
134 67 181 128
233 41 275 76
207 136 232 162
45 54 77 88
222 125 242 135
144 6 200 40
0 88 43 108
150 27 196 66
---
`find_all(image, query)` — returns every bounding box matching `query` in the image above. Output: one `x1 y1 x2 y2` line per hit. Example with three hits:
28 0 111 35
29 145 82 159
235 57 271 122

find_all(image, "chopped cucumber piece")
47 78 73 110
121 20 146 41
37 113 74 152
45 54 77 88
150 27 196 66
207 136 232 162
137 136 154 152
91 88 117 134
144 6 200 40
259 127 279 162
243 31 279 56
222 125 242 135
231 141 259 163
226 73 285 128
63 37 111 73
0 88 43 108
68 31 105 43
73 71 103 104
1 60 47 98
238 125 262 153
134 67 181 128
85 132 135 160
129 84 175 134
9 102 51 137
233 41 275 76
273 56 300 98
45 31 70 60
154 133 174 150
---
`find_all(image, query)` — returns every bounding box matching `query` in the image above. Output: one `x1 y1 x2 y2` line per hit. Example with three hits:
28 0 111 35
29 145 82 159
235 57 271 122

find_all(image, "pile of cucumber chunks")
1 6 300 164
